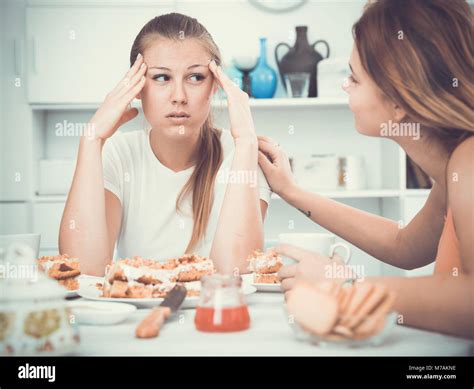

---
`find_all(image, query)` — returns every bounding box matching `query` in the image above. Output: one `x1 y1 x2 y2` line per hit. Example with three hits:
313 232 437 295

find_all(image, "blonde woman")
59 13 270 275
258 0 473 338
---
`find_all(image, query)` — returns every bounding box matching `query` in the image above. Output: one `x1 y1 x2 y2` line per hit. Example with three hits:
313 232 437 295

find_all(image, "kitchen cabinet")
0 0 34 201
0 203 30 235
26 3 173 103
32 202 64 249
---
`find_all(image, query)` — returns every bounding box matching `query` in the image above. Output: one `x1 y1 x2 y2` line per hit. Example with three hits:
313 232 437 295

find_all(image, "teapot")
0 243 80 355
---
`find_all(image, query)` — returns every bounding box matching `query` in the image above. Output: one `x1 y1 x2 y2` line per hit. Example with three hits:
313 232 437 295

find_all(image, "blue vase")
225 64 243 90
250 37 277 99
215 64 243 100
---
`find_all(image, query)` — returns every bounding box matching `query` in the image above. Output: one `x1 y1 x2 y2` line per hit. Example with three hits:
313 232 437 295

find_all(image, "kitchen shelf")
30 97 349 111
271 189 402 200
403 189 432 197
30 103 107 111
215 97 349 109
34 189 406 203
35 190 432 202
33 195 68 202
34 189 402 203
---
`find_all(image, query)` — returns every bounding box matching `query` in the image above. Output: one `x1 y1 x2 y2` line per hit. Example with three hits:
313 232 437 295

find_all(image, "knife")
135 284 187 338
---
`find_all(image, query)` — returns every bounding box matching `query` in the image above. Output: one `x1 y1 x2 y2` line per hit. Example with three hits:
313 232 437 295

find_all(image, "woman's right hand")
89 53 147 141
257 135 296 197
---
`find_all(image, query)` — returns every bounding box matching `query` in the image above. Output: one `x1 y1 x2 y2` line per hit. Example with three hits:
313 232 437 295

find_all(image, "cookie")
254 273 279 284
287 281 339 336
343 283 389 329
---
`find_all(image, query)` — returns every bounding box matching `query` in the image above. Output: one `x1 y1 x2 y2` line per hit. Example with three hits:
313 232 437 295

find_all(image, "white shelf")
30 97 349 111
31 103 103 111
403 189 432 197
215 97 349 109
271 189 402 200
33 195 67 202
32 189 417 204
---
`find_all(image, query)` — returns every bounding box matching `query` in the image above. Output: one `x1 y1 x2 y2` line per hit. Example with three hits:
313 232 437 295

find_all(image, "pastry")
102 254 214 298
253 273 279 284
37 254 80 291
247 249 283 284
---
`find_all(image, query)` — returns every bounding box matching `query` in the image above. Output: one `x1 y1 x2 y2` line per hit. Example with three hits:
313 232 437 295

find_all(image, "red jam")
194 305 250 332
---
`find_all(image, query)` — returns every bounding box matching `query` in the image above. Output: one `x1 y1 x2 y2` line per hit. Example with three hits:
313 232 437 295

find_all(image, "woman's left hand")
275 244 347 293
209 60 256 142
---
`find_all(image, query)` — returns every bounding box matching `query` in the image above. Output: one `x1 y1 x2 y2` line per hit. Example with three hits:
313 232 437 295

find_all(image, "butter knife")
135 284 187 338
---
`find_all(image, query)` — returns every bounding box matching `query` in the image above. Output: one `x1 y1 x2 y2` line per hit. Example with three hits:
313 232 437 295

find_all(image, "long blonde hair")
130 13 224 253
353 0 474 151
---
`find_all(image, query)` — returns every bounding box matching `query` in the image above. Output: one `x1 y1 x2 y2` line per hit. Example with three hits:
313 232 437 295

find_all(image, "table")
72 292 474 356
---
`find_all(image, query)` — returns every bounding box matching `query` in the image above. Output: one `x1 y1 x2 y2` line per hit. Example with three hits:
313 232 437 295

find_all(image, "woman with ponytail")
59 13 270 275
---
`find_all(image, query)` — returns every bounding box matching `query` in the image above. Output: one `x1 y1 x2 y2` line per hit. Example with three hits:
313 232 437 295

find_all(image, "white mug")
277 233 351 265
340 155 366 190
0 233 41 260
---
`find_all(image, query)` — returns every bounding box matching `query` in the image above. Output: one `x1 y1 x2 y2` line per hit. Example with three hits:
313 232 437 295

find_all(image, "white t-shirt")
102 128 271 261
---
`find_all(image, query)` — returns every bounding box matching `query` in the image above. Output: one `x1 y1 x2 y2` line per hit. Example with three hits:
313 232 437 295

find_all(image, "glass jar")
194 274 250 332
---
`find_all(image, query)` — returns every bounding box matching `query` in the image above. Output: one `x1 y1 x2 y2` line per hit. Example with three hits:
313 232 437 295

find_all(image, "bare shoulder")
446 136 474 266
448 136 474 166
446 136 474 197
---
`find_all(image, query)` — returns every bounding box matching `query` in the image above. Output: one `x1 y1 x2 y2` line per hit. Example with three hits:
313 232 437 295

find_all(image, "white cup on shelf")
340 155 366 190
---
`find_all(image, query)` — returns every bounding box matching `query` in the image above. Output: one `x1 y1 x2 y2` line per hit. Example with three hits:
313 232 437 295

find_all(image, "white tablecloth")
73 292 473 356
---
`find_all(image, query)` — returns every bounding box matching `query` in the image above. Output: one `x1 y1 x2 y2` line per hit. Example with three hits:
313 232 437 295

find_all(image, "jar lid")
0 243 66 302
201 273 243 288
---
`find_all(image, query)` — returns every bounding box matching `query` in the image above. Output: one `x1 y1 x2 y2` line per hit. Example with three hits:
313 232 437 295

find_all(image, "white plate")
63 274 90 298
77 276 257 309
241 273 283 293
67 300 136 325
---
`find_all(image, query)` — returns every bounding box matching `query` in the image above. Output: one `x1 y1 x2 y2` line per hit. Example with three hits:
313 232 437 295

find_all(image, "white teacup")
277 233 351 265
0 233 41 260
